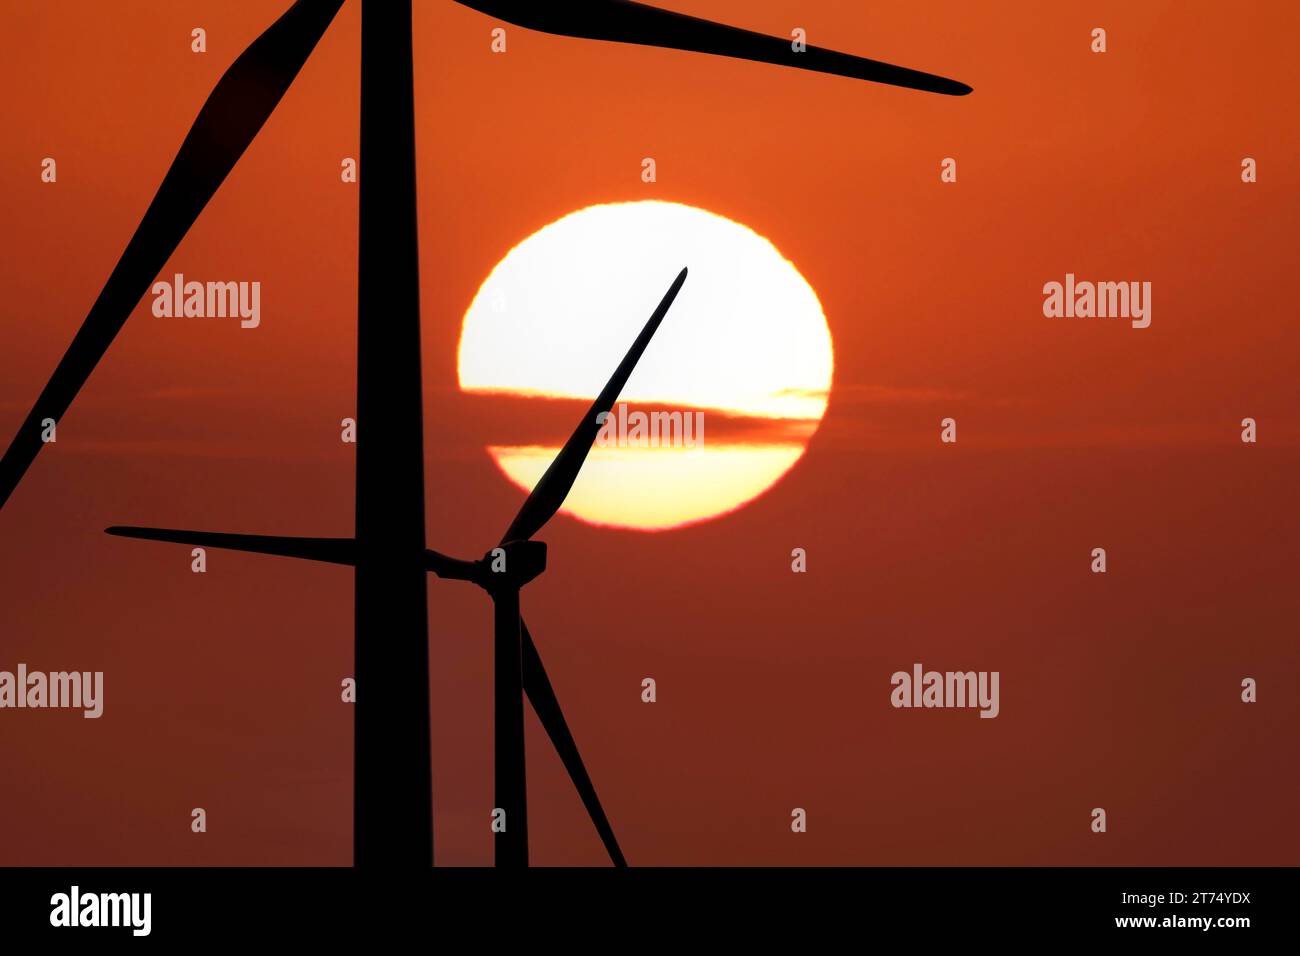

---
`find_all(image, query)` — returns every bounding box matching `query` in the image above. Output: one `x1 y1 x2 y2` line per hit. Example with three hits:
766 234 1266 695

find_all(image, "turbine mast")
354 0 433 867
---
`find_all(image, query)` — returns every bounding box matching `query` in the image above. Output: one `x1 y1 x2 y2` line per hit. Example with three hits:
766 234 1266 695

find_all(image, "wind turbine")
0 0 971 867
109 267 687 867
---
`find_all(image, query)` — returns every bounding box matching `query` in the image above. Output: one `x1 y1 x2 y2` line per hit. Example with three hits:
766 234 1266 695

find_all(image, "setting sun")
457 200 833 530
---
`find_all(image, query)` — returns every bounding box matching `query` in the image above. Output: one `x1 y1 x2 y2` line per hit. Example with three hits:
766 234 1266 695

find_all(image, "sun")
457 200 833 531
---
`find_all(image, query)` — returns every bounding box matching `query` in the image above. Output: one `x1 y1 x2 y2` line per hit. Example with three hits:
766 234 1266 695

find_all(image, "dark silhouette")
110 269 685 867
0 0 345 509
452 0 973 96
484 267 687 866
3 0 971 866
353 0 432 868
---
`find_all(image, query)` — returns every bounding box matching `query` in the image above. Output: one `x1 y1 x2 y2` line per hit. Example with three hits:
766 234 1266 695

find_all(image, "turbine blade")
106 526 481 579
521 617 627 867
106 526 355 565
424 549 480 581
0 0 345 510
500 267 687 543
453 0 971 95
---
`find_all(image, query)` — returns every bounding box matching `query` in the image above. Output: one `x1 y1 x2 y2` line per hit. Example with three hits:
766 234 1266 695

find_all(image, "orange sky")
1 0 1297 865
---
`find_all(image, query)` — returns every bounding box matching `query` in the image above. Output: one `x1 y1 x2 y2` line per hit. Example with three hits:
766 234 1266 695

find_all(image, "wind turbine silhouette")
0 0 970 867
109 267 687 867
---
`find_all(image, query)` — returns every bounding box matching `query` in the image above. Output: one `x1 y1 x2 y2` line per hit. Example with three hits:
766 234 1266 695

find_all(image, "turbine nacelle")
424 541 546 592
478 540 548 593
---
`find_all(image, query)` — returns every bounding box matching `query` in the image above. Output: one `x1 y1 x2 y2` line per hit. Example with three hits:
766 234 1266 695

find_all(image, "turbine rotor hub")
475 539 547 592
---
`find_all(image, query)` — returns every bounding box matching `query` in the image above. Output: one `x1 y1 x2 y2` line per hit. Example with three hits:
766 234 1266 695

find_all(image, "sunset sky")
1 0 1297 866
